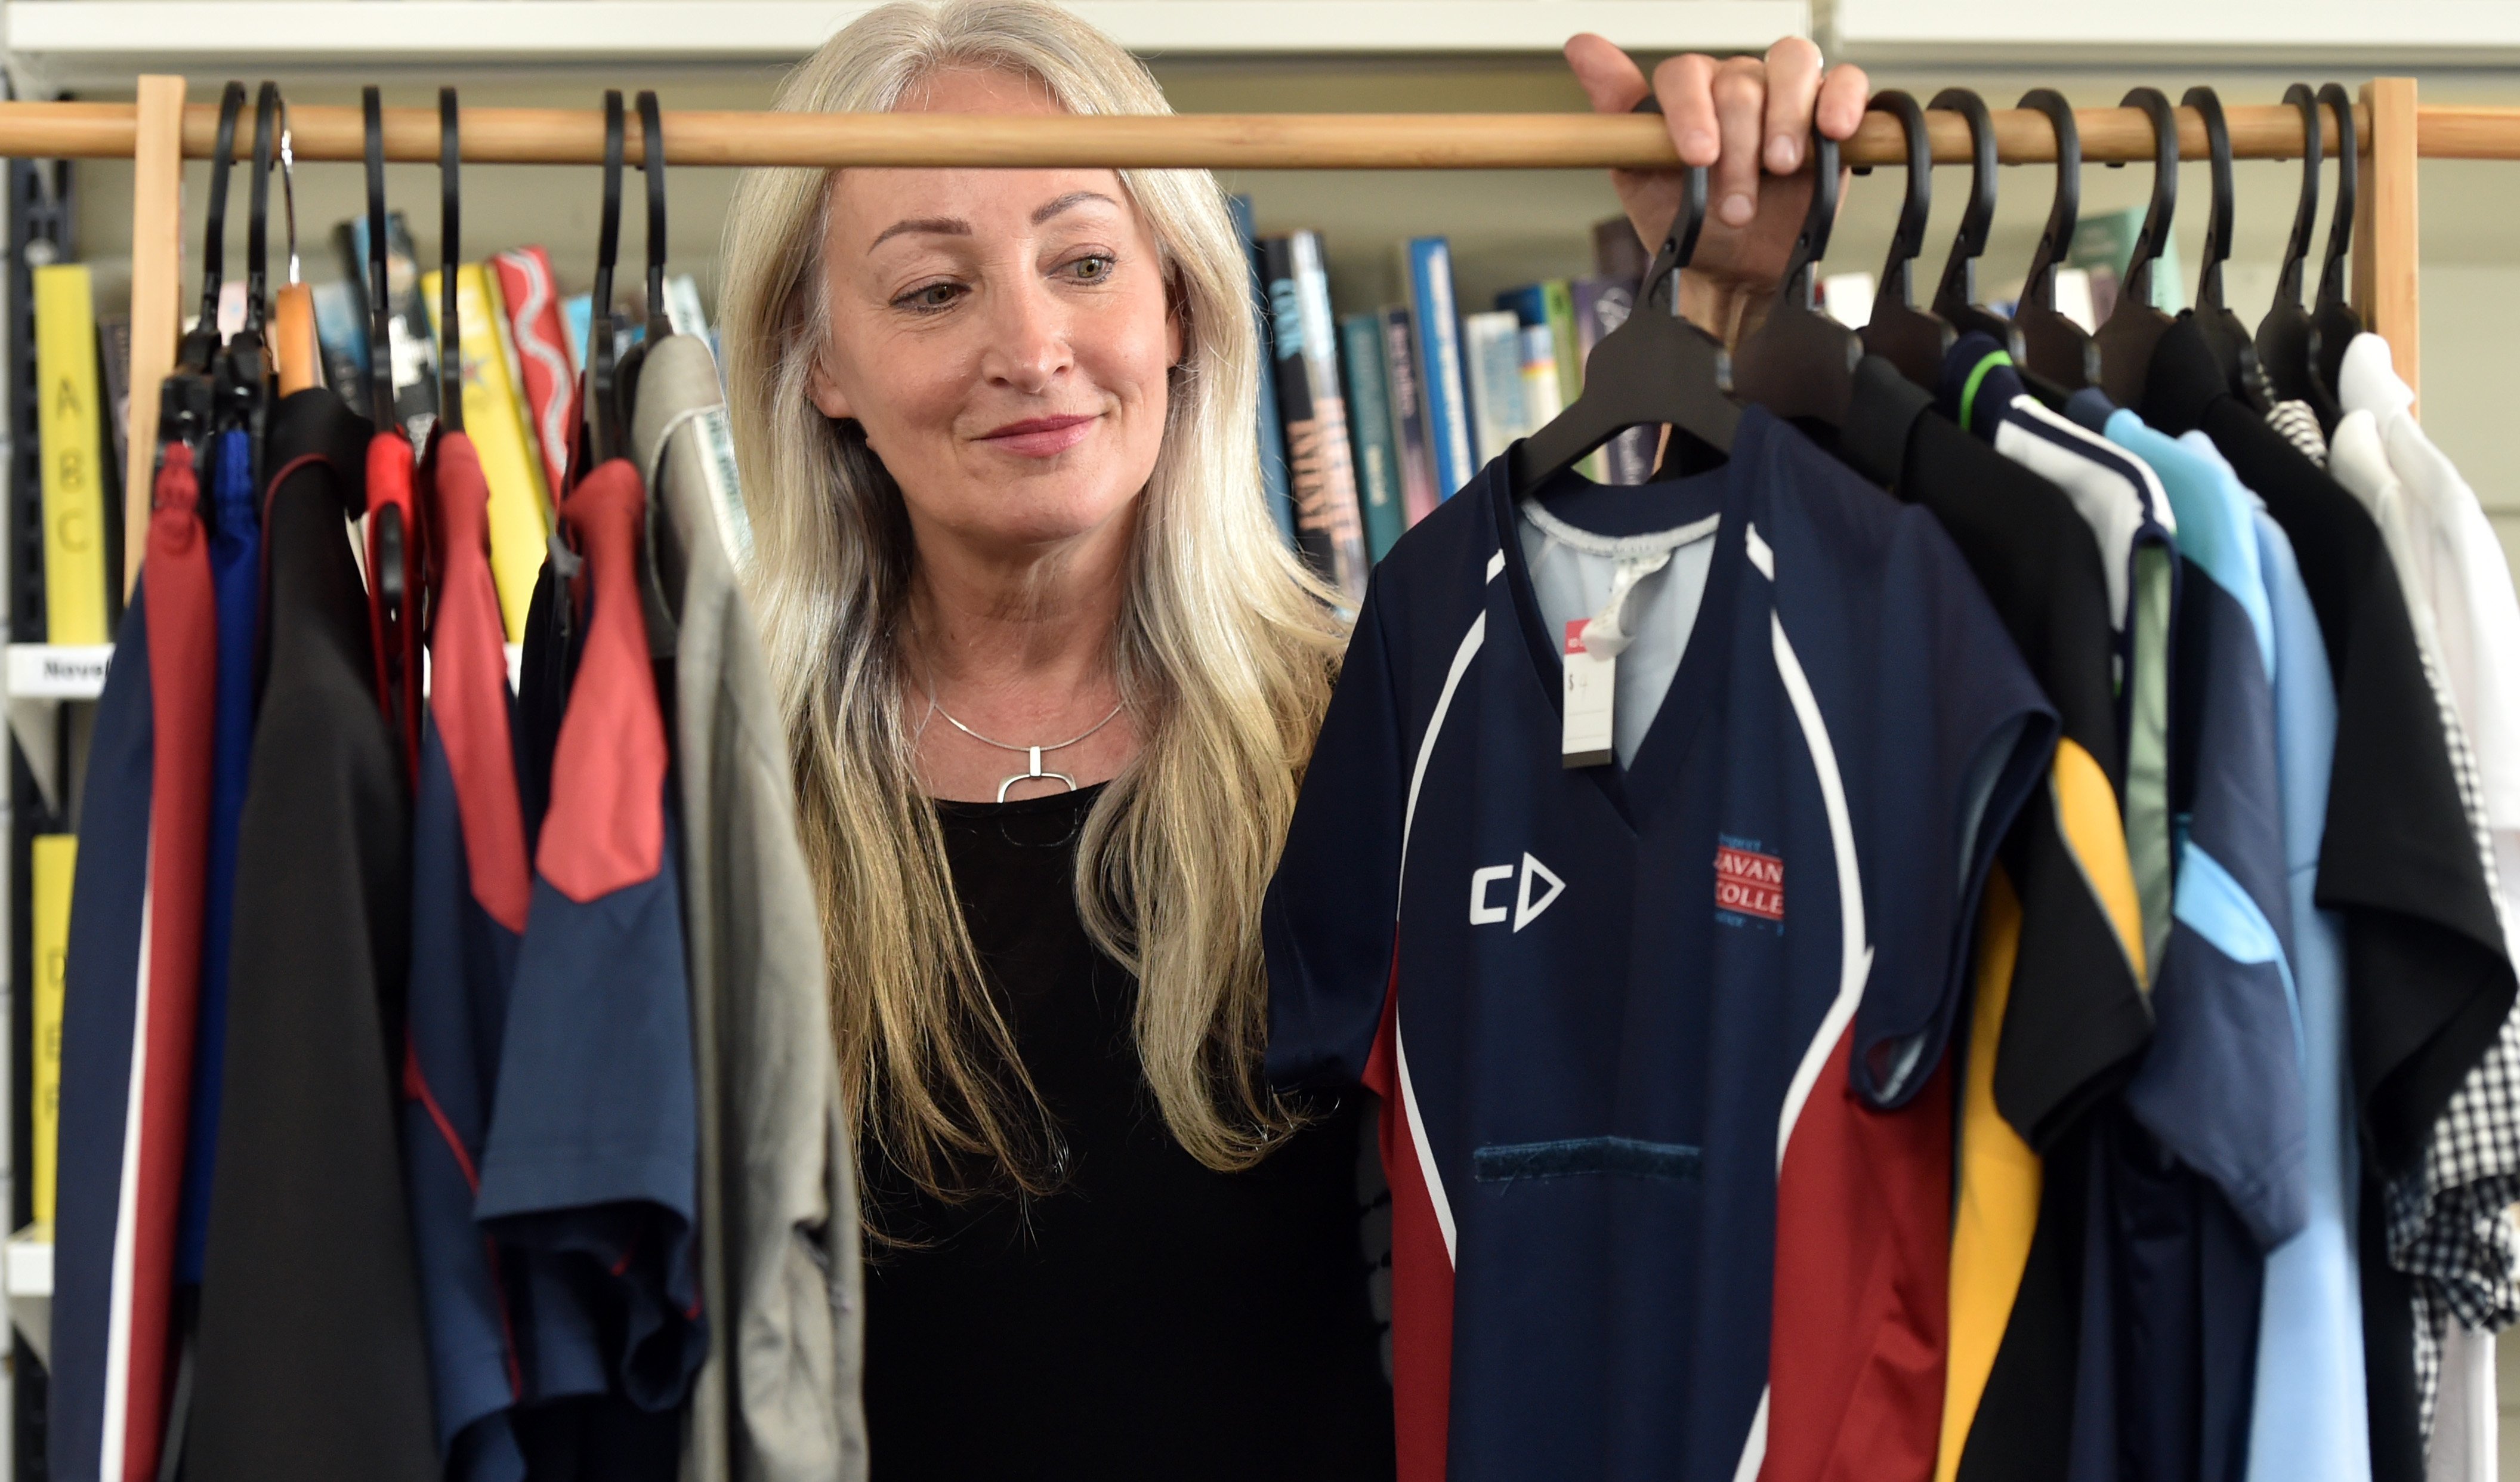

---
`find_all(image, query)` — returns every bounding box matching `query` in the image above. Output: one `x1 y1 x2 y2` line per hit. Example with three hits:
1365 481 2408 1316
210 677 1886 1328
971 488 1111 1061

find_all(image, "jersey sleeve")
1265 575 1409 1092
1844 503 2059 1107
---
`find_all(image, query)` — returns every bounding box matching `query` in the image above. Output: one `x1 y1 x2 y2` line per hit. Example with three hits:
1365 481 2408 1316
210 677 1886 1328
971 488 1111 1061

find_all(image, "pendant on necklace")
998 744 1078 804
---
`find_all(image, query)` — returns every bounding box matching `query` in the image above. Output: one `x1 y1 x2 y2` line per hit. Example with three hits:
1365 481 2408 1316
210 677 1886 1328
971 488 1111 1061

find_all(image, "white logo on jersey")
1469 853 1564 932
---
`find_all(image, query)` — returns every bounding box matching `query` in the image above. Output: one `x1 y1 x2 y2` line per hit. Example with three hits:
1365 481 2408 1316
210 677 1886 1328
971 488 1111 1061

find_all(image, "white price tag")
1562 619 1616 768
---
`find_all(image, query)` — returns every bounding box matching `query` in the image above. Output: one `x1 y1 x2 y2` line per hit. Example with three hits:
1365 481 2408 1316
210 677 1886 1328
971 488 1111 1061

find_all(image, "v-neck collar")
1487 409 1769 829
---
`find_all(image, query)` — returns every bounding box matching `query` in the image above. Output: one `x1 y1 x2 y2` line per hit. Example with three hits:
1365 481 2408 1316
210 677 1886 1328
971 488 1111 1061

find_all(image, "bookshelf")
3 0 1808 88
6 644 107 814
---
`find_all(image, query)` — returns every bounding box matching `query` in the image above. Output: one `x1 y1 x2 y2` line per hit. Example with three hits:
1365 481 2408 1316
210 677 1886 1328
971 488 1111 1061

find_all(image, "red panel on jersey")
1365 973 1454 1482
1764 1024 1952 1482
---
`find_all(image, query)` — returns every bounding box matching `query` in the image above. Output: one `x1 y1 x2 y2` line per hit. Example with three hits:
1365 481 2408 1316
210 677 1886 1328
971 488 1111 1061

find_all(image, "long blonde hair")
720 0 1344 1212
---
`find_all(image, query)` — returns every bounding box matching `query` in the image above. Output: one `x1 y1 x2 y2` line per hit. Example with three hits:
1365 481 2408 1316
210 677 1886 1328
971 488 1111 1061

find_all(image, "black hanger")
159 82 248 456
617 90 669 419
583 89 626 469
244 83 279 344
2094 87 2178 406
2013 88 2098 390
188 82 248 375
209 82 280 481
363 86 399 436
1857 91 1953 388
2253 85 2326 414
2183 87 2270 412
1508 161 1736 495
641 91 669 344
1730 126 1858 425
438 88 464 436
1927 89 2021 358
2312 82 2365 410
362 85 424 779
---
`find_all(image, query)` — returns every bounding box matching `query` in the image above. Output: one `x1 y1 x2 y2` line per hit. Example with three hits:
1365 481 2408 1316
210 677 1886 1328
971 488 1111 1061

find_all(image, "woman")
719 5 1864 1473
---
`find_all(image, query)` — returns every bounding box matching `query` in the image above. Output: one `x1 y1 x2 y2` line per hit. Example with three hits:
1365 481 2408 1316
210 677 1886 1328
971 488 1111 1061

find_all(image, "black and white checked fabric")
2267 399 2330 467
2382 598 2519 1437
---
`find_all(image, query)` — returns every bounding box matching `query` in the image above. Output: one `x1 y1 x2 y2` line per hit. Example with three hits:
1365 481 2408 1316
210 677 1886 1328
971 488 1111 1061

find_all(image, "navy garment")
400 431 622 1482
475 458 704 1415
54 439 223 1482
180 425 261 1285
1266 409 2054 1482
2071 412 2309 1482
50 582 159 1482
2133 321 2516 1482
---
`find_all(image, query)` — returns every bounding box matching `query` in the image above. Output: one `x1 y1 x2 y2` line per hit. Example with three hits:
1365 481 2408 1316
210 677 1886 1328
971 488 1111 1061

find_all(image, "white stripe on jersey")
1730 524 1876 1482
1387 552 1504 1271
1394 1020 1458 1264
101 844 156 1482
1730 1390 1771 1482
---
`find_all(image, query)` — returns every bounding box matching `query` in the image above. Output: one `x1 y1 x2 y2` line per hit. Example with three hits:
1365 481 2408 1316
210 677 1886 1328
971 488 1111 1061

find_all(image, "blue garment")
2229 471 2372 1482
1264 409 2055 1481
2086 413 2310 1482
180 426 261 1285
475 459 705 1415
51 582 159 1482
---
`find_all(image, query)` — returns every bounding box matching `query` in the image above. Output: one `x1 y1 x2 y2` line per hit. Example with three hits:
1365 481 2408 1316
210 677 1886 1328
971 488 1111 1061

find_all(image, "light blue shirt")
2175 437 2373 1482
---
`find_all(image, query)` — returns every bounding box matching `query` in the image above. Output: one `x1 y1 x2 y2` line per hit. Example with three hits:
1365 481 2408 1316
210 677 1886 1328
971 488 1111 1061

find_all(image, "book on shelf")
1379 306 1441 530
1496 279 1580 410
1259 231 1369 605
1499 278 1589 477
1228 195 1296 549
424 264 554 642
32 833 75 1227
310 280 369 410
1461 309 1526 467
1336 312 1406 563
489 246 578 498
35 263 111 644
335 210 441 442
1398 237 1474 500
1517 324 1564 433
1588 218 1657 484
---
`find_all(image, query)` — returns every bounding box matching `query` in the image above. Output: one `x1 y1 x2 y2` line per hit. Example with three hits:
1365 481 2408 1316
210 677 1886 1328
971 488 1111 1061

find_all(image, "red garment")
1764 1029 1953 1482
124 441 221 1480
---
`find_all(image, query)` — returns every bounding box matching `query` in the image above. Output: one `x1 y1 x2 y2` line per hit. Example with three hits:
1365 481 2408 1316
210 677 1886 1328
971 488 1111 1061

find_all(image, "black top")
1820 355 2150 1482
1831 353 2151 1145
187 388 440 1480
2139 317 2513 1178
862 783 1395 1481
2137 316 2518 1482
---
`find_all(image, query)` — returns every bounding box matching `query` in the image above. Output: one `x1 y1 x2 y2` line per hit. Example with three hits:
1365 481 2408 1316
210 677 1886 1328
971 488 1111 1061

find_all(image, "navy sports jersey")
52 443 218 1482
402 428 589 1481
1266 408 2055 1482
475 456 705 1412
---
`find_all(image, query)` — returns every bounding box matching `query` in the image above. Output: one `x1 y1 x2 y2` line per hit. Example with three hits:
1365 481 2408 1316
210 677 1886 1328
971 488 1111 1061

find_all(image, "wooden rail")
5 97 2509 169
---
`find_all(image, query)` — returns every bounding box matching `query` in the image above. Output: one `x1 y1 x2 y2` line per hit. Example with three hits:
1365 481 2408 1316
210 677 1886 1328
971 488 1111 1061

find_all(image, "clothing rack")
0 75 2510 588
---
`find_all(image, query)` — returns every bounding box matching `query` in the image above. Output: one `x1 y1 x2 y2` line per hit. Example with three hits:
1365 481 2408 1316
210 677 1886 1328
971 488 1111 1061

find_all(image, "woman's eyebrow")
1032 190 1116 225
869 215 970 248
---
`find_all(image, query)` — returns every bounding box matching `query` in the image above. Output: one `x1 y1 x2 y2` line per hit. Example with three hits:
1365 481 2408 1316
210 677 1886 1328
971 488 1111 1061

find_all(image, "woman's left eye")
1064 255 1115 283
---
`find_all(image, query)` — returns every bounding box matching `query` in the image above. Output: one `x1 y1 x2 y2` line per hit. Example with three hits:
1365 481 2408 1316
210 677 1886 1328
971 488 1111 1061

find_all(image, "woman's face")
811 66 1182 561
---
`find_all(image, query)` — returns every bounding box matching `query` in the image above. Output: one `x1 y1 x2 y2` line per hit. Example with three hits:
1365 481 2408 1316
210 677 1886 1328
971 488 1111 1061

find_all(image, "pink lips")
978 413 1098 458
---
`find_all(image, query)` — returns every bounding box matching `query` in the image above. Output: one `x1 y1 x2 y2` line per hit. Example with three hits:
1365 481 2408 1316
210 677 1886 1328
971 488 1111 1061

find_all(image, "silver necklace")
924 688 1126 802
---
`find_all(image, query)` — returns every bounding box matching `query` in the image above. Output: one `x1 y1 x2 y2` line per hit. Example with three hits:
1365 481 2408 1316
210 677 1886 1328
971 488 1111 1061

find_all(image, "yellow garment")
1937 866 2034 1482
1937 740 2145 1482
2052 739 2148 985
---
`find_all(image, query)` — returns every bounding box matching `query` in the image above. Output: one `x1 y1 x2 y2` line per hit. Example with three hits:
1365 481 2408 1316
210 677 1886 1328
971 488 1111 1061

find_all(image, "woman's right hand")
1565 35 1867 338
